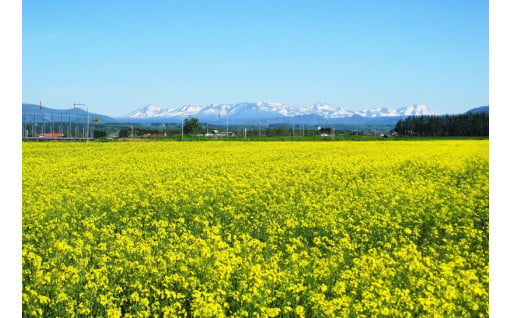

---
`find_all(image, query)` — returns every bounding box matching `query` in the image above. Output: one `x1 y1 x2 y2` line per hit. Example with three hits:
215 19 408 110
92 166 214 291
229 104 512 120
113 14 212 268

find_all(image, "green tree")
272 125 288 136
118 129 130 138
93 130 107 138
183 117 202 134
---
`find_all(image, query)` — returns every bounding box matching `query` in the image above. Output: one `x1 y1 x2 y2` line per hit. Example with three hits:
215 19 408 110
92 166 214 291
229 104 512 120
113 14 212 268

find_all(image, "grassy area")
89 135 489 142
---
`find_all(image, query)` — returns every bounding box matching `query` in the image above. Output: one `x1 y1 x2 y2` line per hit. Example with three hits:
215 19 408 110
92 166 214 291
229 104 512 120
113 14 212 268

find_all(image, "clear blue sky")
22 0 489 117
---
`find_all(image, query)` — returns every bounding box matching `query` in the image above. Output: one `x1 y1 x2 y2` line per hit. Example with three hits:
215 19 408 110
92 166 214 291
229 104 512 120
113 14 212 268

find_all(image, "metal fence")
22 113 94 140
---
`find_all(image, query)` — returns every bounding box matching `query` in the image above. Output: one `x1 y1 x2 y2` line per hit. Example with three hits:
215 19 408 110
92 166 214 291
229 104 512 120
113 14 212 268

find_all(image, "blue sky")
22 0 489 117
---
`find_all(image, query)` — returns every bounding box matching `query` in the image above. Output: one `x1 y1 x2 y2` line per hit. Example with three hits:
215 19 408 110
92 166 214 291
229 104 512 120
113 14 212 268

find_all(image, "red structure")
38 133 63 138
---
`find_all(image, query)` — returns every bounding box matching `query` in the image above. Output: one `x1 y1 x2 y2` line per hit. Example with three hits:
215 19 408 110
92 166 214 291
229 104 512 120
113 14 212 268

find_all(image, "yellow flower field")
22 140 488 317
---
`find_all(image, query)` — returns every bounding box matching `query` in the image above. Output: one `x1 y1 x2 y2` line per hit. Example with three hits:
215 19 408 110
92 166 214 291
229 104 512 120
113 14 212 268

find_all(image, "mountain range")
465 106 489 114
121 101 435 124
22 103 118 123
23 102 487 126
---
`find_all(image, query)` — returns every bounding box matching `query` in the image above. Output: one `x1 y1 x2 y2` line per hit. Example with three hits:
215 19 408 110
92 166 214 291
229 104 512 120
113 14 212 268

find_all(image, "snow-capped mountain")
127 104 165 118
397 104 433 116
125 102 434 123
298 103 352 118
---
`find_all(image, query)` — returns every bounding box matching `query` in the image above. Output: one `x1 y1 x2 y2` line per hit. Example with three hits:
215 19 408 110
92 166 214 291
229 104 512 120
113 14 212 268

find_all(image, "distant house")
38 133 63 138
107 133 119 138
215 132 236 137
143 132 164 137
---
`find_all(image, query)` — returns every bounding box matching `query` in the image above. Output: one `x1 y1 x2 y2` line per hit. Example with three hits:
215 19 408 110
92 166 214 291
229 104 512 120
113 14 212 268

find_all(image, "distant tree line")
394 113 489 136
119 127 163 138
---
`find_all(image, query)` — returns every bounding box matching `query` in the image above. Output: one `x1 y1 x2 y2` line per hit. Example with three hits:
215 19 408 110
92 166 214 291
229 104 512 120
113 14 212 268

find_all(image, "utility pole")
41 104 45 138
74 103 89 142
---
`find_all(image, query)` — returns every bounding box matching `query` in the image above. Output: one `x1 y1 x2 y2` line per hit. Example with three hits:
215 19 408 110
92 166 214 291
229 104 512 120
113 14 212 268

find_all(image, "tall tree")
183 117 202 134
